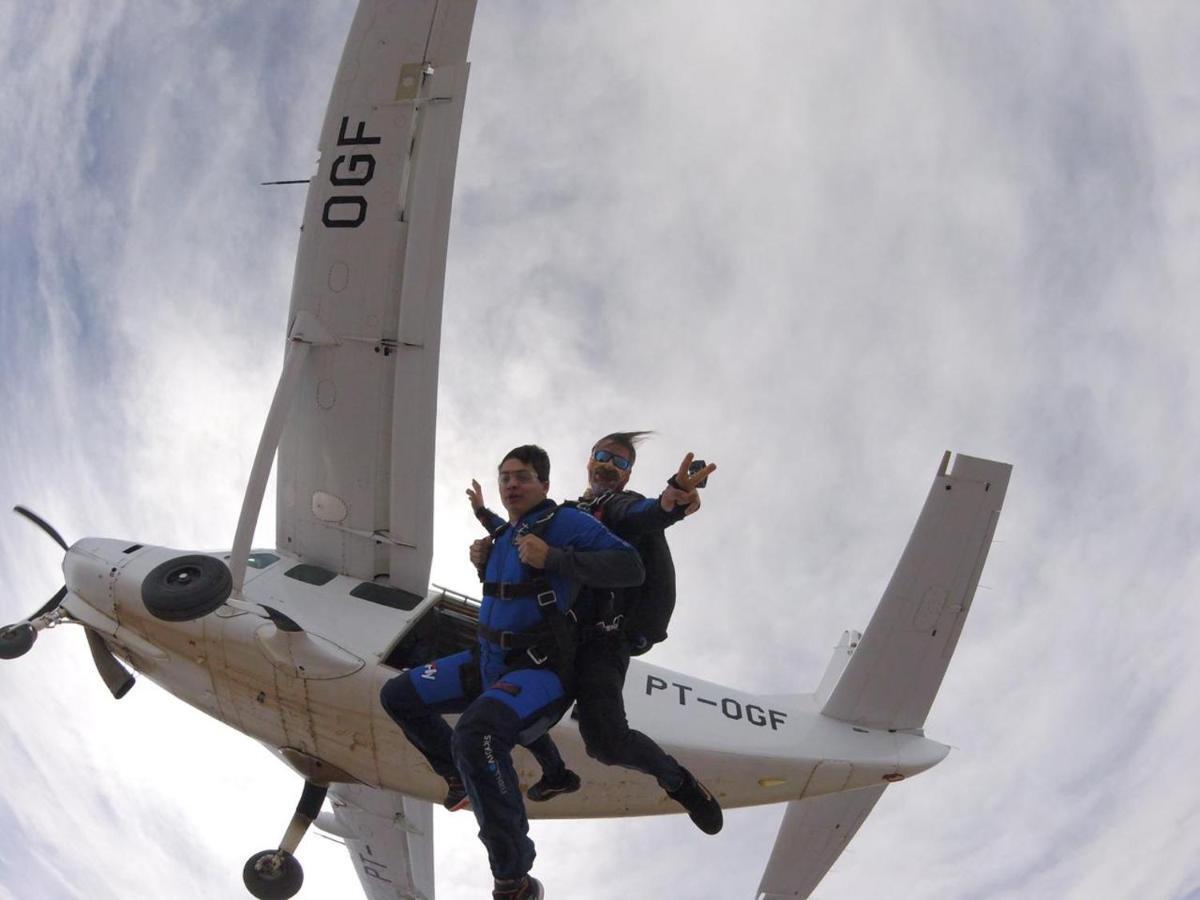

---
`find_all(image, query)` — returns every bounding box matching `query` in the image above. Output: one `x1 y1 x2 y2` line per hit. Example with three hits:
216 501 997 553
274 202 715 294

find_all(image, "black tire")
141 555 232 622
0 624 36 660
243 849 304 900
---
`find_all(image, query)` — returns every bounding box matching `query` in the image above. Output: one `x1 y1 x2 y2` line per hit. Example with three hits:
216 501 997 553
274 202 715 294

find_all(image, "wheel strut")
242 780 328 900
280 781 329 856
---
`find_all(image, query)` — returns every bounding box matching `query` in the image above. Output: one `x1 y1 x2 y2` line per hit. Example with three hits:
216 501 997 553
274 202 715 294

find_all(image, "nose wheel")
242 780 327 899
0 624 35 659
243 849 304 900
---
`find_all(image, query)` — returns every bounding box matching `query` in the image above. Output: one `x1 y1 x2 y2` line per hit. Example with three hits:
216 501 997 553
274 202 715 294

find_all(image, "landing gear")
0 624 36 659
243 850 303 900
242 780 328 900
141 554 232 622
1 604 71 662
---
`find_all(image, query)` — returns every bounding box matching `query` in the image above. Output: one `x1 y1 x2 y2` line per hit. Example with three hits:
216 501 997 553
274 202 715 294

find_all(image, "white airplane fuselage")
62 537 948 819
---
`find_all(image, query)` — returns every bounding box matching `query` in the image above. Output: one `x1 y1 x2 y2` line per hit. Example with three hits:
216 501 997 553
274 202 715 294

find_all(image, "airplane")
0 2 1011 898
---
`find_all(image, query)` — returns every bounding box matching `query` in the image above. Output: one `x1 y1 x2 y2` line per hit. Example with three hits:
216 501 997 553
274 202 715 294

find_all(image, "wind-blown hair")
593 431 653 464
500 444 551 483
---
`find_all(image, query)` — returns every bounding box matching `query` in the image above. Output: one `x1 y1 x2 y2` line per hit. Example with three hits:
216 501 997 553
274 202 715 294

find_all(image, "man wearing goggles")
469 432 722 835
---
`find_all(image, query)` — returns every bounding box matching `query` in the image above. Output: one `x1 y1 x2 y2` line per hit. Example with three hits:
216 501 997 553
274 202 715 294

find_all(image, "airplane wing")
757 787 887 899
821 452 1011 731
275 0 477 594
318 784 435 900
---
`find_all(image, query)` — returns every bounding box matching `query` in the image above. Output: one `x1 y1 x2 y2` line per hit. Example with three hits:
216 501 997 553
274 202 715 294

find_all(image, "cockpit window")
284 564 336 586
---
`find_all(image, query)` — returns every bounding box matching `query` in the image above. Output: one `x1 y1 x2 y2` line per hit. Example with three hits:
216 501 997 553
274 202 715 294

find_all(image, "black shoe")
666 767 723 834
493 874 544 899
527 769 581 802
443 776 470 812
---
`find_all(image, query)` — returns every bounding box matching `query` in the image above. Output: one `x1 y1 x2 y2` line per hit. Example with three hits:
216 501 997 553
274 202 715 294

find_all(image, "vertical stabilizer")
820 452 1011 731
813 629 861 709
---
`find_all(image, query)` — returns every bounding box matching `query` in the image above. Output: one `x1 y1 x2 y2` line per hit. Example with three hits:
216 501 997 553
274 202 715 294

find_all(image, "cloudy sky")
2 1 1199 898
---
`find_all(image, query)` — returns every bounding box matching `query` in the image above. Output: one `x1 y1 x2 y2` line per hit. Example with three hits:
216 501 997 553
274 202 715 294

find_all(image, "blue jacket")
478 489 684 645
478 500 643 681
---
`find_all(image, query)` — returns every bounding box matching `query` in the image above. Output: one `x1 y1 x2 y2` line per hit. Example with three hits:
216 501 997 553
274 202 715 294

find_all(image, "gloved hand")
628 634 651 656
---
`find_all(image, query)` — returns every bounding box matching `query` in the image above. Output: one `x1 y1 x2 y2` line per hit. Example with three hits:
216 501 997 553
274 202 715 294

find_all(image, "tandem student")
382 444 643 900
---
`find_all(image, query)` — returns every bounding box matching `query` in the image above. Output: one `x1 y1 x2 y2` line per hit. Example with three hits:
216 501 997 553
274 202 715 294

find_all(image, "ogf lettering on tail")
646 675 789 731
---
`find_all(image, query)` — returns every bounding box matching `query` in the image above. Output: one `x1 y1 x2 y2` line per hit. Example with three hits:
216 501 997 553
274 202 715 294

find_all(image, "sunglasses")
592 449 632 471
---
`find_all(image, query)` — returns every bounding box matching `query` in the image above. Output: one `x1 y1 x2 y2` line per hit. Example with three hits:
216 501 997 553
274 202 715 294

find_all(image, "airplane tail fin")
756 453 1010 898
820 451 1011 732
813 629 862 710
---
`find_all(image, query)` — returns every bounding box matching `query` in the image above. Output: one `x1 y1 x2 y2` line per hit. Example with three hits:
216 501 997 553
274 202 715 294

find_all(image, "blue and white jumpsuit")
380 499 643 880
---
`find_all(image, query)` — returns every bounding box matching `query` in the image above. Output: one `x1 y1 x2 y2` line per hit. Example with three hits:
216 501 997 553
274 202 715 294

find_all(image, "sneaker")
493 874 544 899
443 776 470 812
666 767 723 834
526 768 581 802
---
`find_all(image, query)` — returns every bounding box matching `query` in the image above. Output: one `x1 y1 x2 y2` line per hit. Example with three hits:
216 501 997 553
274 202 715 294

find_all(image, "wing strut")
229 312 337 596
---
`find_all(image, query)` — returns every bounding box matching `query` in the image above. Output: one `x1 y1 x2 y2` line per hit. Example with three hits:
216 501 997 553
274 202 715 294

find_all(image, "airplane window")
284 564 337 586
246 553 280 570
122 544 143 554
350 582 423 611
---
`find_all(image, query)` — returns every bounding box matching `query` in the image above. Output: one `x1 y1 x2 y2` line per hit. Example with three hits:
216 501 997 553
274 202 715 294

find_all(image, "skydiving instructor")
380 445 644 900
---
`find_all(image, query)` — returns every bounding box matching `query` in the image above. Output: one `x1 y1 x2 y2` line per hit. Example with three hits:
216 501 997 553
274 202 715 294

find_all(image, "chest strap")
483 581 557 605
478 608 578 666
478 624 544 650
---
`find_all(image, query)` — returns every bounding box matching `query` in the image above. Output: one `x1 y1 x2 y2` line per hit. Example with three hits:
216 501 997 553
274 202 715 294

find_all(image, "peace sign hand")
661 453 716 515
673 452 716 491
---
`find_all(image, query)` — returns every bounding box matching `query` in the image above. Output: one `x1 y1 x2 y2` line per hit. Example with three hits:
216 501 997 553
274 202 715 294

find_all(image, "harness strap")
482 579 553 601
478 502 580 679
515 507 560 538
477 607 578 668
569 490 614 520
477 624 543 650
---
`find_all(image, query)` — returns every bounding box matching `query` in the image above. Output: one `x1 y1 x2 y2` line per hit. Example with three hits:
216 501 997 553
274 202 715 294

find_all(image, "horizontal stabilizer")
757 786 887 899
325 784 434 900
821 452 1011 731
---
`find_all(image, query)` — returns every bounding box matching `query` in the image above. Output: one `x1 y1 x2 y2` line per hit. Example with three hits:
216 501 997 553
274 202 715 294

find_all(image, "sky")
2 1 1199 898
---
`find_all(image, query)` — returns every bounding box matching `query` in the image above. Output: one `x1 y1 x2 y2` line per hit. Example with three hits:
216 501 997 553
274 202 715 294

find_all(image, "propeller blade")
13 506 69 552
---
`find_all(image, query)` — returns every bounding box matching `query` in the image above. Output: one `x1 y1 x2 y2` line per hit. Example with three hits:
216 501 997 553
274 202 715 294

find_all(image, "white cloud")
2 1 1199 898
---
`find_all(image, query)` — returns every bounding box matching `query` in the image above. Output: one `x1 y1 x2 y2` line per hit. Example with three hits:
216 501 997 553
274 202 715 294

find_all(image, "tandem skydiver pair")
379 437 718 900
471 433 722 835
